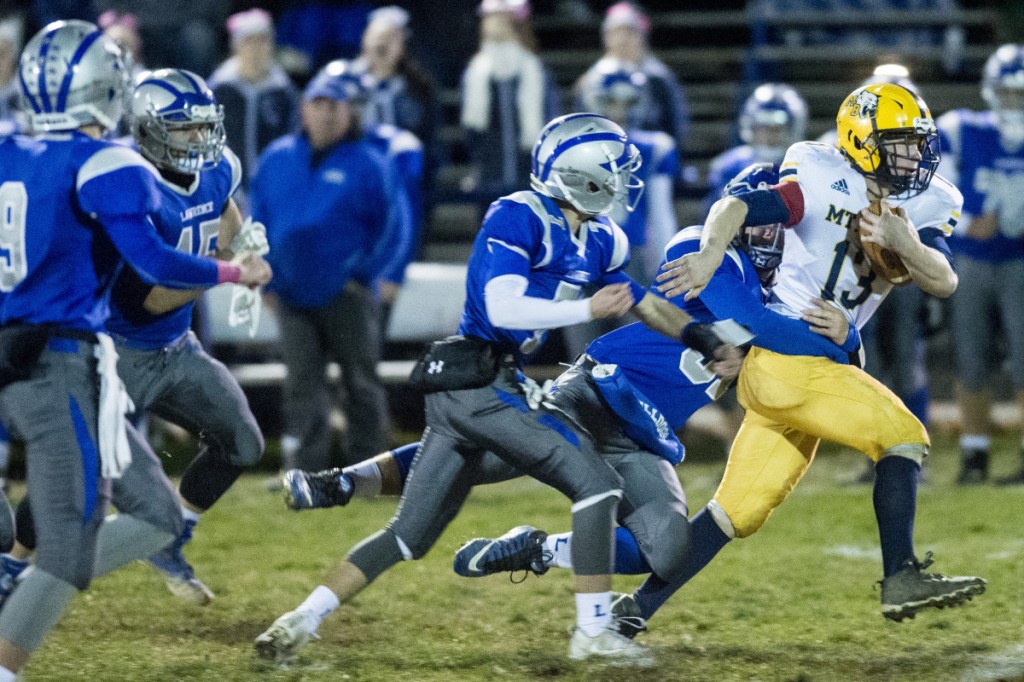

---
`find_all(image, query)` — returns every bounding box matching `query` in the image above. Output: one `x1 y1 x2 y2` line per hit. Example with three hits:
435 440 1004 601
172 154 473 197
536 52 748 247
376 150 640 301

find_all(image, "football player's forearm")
700 197 747 255
903 244 957 298
633 292 694 339
143 286 205 314
216 200 243 261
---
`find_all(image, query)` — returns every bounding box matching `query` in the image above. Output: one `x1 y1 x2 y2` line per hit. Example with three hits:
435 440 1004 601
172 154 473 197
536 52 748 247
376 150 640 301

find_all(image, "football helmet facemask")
724 162 784 277
530 113 644 216
739 83 807 164
19 20 131 133
130 68 225 174
836 83 939 198
982 44 1024 150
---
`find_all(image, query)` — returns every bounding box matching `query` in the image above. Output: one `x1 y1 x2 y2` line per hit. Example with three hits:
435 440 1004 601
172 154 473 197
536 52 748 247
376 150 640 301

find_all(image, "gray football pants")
351 366 623 579
450 364 691 581
116 331 264 510
0 338 182 590
278 283 389 470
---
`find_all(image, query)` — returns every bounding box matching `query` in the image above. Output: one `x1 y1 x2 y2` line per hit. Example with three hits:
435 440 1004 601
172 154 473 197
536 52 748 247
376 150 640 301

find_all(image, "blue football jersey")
937 109 1024 261
0 133 220 333
587 226 853 430
458 190 644 365
106 147 242 348
609 129 679 247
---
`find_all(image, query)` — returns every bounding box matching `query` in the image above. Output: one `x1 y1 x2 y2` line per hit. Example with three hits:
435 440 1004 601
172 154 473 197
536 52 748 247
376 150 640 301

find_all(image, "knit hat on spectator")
479 0 531 20
227 8 273 47
602 2 651 35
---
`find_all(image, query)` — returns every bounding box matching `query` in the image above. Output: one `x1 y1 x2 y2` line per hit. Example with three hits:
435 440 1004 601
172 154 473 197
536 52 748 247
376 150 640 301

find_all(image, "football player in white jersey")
654 83 986 622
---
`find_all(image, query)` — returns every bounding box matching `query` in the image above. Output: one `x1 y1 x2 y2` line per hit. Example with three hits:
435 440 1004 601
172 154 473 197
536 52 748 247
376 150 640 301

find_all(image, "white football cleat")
161 573 215 606
254 609 320 661
568 626 654 666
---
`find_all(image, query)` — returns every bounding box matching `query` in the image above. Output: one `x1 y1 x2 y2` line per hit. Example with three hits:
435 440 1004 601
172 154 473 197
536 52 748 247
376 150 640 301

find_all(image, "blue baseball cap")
303 61 367 102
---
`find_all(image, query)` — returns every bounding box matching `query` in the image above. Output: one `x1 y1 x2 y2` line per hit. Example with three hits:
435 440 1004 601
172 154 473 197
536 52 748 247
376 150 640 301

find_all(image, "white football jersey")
769 141 962 329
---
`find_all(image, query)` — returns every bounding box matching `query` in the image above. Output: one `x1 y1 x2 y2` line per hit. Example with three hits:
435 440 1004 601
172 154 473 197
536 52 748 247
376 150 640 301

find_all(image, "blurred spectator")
249 67 400 473
705 82 807 213
0 17 22 135
460 0 560 200
209 8 300 193
354 5 440 208
98 10 143 71
563 61 680 355
576 2 689 157
94 1 227 77
937 44 1024 485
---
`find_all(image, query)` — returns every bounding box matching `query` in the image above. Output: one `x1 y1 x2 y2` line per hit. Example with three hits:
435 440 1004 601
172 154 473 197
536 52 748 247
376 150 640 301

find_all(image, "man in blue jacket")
250 67 406 473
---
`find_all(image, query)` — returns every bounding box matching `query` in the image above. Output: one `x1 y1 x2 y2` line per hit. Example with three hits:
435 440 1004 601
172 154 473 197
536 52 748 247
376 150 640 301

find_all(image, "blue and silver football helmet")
725 162 784 275
530 113 643 216
982 44 1024 149
18 20 131 133
739 83 807 163
130 68 225 174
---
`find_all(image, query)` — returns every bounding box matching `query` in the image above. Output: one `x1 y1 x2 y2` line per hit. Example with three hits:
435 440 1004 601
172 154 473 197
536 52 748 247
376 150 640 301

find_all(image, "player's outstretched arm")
858 203 957 298
656 197 748 300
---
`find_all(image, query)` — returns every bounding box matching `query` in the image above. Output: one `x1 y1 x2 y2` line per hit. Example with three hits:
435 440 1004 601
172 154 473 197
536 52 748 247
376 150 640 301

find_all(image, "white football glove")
520 376 555 411
228 285 263 338
230 217 269 257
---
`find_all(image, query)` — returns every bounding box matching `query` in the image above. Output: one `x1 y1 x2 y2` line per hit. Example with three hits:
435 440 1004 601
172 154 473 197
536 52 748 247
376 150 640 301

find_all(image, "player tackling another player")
650 82 985 623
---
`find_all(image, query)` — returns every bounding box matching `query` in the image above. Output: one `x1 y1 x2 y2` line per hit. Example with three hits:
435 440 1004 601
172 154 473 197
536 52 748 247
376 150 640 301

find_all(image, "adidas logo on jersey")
830 179 850 195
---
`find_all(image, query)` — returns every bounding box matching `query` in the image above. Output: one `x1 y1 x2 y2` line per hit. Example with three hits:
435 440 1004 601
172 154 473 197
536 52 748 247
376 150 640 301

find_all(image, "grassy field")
16 434 1024 681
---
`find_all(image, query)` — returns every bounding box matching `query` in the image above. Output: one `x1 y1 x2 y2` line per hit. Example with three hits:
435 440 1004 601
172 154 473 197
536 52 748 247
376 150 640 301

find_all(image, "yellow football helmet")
836 83 940 196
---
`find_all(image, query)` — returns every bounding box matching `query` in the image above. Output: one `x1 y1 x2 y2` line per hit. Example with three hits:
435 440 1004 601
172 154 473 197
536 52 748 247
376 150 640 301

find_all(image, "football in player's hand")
858 201 912 286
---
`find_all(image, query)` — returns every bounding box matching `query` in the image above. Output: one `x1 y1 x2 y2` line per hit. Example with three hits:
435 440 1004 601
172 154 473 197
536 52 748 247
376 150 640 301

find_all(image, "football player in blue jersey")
0 21 270 678
0 69 270 608
937 45 1024 484
255 112 744 666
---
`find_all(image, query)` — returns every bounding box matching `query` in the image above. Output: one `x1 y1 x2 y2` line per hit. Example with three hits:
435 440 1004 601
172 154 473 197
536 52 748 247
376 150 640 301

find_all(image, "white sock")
543 532 573 569
298 585 340 626
181 507 201 524
0 665 16 682
576 591 612 637
960 434 990 451
342 460 382 499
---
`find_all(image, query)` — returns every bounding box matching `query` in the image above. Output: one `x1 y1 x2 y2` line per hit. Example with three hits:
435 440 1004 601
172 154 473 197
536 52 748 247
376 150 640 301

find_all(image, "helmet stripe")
35 25 64 112
177 70 203 94
56 29 105 113
18 65 41 113
540 131 625 181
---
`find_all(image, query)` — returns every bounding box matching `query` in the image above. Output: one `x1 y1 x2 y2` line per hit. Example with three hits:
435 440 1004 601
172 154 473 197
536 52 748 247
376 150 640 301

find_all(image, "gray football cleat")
254 609 320 661
611 592 648 639
568 626 654 666
880 552 986 622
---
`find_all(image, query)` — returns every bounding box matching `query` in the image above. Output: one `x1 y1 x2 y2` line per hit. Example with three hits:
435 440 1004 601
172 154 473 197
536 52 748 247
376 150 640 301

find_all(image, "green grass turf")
17 434 1024 681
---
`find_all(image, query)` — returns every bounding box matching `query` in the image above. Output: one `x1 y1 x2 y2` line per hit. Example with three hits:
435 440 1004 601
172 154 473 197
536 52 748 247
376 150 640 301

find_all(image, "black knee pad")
15 495 35 551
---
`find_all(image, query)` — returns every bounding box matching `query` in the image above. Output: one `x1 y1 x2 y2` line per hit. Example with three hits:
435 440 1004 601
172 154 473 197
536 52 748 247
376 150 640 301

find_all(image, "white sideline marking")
960 643 1024 682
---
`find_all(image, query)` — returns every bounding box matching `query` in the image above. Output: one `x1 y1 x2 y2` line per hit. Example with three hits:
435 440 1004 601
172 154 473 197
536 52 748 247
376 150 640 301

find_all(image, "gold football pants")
714 347 928 537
